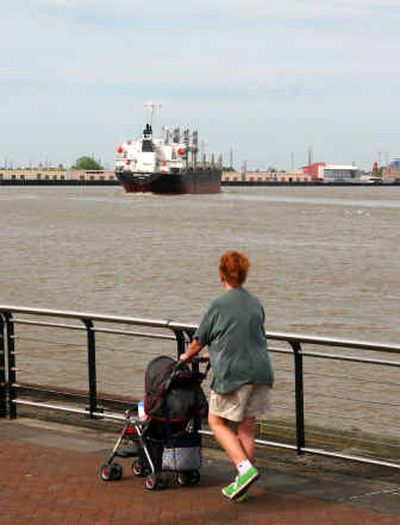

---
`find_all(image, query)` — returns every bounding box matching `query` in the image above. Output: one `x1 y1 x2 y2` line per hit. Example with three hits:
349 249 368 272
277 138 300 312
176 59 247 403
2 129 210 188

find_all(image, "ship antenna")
144 102 162 128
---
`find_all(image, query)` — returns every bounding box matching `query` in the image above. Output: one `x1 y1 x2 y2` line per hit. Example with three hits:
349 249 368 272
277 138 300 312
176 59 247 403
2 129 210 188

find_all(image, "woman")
180 250 274 501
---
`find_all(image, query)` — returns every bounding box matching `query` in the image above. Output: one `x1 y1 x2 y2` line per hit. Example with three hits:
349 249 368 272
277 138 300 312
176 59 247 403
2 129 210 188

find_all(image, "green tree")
72 156 103 170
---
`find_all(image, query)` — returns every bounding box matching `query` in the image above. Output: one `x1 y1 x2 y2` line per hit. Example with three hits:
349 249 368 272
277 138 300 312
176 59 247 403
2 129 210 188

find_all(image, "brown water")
1 186 399 439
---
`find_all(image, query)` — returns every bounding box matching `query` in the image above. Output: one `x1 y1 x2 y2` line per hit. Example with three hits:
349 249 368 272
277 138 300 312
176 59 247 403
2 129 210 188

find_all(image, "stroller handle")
177 354 209 365
167 355 210 388
193 355 210 363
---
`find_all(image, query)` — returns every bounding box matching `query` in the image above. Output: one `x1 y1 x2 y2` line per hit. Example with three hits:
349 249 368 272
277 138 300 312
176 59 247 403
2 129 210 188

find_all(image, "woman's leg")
237 416 256 462
208 413 247 465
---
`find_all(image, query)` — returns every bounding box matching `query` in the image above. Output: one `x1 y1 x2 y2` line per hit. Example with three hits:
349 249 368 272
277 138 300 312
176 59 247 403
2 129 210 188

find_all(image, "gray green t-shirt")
194 287 274 394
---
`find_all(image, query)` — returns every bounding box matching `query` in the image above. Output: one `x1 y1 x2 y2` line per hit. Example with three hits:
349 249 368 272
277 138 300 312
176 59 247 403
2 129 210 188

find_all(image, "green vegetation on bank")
71 156 103 170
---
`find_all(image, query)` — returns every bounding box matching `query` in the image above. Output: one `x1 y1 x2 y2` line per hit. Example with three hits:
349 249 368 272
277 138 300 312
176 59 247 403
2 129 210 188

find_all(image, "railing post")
83 319 99 418
174 329 186 359
291 340 305 453
4 313 17 419
0 315 7 418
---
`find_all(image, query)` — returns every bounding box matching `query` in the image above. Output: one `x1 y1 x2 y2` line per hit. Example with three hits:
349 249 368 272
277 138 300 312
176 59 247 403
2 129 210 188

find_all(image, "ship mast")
144 102 162 128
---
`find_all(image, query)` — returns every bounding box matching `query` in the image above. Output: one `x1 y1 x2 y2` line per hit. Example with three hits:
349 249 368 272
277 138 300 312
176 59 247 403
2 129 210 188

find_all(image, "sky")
1 0 399 171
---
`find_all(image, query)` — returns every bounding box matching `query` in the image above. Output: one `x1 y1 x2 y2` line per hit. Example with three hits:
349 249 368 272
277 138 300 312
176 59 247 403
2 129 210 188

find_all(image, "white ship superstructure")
115 124 199 176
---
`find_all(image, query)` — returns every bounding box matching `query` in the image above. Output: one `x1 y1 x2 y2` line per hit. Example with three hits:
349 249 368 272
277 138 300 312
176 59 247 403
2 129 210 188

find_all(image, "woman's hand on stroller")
179 338 206 363
179 352 191 363
174 352 210 384
179 353 209 364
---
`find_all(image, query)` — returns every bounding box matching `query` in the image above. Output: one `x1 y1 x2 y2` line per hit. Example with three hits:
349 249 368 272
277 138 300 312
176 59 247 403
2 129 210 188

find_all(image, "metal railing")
0 305 399 470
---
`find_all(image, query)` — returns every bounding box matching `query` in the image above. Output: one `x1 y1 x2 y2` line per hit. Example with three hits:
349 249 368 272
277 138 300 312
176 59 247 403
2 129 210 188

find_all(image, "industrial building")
0 167 117 181
0 167 68 181
301 163 360 182
222 170 311 182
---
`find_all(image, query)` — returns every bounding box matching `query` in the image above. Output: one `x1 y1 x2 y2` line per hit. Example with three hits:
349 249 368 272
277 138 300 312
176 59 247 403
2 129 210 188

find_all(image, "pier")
0 305 399 523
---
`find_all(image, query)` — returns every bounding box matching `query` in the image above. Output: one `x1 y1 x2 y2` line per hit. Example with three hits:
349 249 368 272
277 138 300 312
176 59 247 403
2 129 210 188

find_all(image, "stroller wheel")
177 472 189 486
157 472 168 489
188 470 200 485
145 473 158 490
111 463 123 480
132 461 145 477
99 463 114 482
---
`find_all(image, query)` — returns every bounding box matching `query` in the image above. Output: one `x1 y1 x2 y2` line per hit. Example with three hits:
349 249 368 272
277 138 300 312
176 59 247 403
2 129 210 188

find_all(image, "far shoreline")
0 180 399 188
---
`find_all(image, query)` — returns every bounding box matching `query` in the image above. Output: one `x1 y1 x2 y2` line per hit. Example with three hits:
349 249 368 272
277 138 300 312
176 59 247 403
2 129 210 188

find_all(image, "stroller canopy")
144 355 208 422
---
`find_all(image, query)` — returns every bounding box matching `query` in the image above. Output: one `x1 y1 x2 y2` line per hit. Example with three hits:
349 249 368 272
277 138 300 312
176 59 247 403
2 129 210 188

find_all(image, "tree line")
72 156 103 170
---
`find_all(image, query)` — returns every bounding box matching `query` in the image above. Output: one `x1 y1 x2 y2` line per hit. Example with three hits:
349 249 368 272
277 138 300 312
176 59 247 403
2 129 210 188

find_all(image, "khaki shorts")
209 384 272 422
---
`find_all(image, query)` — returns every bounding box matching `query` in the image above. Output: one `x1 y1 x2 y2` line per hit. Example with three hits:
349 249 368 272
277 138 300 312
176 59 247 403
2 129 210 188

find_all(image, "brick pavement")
0 422 399 525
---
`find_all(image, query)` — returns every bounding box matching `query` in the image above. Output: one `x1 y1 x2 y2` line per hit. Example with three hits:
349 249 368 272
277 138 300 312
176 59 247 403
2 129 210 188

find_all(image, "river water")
1 185 399 439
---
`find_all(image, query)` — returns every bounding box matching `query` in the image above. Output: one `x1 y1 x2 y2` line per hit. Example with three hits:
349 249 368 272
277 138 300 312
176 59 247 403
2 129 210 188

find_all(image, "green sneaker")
221 467 259 500
221 481 248 502
221 480 237 499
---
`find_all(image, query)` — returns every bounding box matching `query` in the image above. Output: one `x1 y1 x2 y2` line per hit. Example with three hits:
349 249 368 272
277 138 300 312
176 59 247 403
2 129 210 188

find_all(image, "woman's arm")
179 338 205 363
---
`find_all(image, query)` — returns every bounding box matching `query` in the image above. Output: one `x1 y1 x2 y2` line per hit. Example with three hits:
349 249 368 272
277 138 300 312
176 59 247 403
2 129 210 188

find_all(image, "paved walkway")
0 418 399 525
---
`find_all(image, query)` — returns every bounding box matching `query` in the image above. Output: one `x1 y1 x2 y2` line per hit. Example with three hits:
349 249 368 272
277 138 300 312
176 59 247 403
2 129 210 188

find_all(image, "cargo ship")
115 123 222 194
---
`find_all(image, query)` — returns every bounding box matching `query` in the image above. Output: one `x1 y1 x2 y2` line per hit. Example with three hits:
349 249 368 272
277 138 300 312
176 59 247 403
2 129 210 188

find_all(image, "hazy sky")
1 0 399 170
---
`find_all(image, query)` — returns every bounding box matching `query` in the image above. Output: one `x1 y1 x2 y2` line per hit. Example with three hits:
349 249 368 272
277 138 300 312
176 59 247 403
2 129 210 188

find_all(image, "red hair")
219 251 250 287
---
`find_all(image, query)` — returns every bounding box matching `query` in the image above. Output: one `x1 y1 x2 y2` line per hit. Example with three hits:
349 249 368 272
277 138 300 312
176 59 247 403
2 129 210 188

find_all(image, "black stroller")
99 355 209 490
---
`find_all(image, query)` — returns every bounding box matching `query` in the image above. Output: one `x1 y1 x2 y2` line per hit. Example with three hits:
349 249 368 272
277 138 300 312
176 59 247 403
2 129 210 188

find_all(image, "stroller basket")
162 433 202 472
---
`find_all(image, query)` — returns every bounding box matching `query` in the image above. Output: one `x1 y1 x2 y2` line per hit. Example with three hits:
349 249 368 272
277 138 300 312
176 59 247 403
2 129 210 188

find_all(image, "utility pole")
291 152 295 171
241 161 247 181
308 145 313 166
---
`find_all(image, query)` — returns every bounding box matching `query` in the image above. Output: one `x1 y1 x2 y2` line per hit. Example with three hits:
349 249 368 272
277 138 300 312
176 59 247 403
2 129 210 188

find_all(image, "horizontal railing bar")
301 351 400 367
1 305 399 354
266 331 400 354
14 399 295 444
301 447 400 470
0 306 173 329
92 411 125 421
16 337 396 367
14 399 91 415
13 319 85 331
12 399 400 469
13 320 178 342
14 399 127 421
268 347 292 355
93 327 176 340
256 439 400 467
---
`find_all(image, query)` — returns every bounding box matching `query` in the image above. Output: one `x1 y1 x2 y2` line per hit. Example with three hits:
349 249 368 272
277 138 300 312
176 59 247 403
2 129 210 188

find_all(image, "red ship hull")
116 169 222 194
